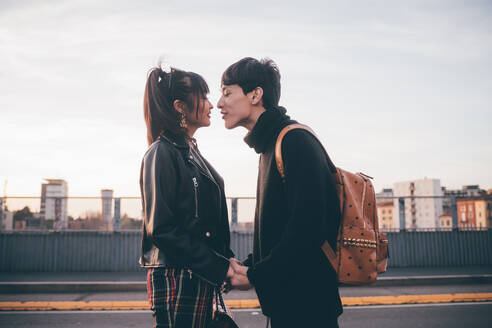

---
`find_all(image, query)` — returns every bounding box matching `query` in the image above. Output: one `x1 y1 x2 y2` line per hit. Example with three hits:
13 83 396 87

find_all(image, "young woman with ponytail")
140 65 235 327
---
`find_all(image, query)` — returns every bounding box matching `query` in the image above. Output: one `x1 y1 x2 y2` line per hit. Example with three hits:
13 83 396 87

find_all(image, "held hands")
224 258 252 291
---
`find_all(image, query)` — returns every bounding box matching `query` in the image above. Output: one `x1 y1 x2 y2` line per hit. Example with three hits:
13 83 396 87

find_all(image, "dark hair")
221 57 281 110
143 66 209 145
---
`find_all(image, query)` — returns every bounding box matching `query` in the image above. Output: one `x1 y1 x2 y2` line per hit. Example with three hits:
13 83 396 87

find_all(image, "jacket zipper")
192 177 199 218
189 159 222 219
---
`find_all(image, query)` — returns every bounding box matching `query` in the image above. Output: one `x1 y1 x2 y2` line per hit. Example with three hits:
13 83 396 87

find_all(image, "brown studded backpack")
275 124 389 285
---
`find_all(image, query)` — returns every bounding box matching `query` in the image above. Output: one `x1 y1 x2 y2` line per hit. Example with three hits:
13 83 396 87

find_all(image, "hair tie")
158 69 167 80
157 69 172 90
163 69 175 87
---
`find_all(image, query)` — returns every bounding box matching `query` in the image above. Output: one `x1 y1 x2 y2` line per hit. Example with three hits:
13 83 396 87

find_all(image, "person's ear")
251 87 263 106
173 100 186 114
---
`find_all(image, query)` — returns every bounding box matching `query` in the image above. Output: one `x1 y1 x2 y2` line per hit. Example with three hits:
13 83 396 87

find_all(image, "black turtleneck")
244 106 291 154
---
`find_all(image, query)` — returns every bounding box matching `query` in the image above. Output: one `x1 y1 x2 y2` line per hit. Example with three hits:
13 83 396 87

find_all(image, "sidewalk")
1 267 491 310
1 266 491 293
2 266 491 281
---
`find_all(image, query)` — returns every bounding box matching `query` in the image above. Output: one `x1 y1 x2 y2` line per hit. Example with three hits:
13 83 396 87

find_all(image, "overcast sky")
1 0 491 202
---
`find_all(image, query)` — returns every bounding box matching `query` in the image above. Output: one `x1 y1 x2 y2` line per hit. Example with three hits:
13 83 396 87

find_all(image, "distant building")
461 185 486 197
101 189 114 230
236 222 254 230
377 199 394 230
0 198 3 230
26 213 41 229
393 178 443 229
439 213 452 229
457 195 492 228
442 185 486 213
474 197 491 228
14 220 27 230
101 189 113 219
40 179 68 230
1 210 13 231
376 188 393 199
376 188 395 229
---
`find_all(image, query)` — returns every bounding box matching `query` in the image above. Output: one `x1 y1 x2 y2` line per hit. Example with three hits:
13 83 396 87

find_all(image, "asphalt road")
0 302 490 328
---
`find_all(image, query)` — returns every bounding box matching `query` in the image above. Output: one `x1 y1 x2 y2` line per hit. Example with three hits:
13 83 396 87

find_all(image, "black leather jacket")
139 131 233 286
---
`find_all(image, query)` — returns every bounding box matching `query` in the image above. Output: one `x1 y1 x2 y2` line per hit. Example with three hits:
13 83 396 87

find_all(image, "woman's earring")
180 113 187 129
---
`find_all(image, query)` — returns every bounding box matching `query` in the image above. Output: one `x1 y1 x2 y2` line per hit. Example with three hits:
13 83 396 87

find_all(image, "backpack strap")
275 124 316 181
275 123 340 273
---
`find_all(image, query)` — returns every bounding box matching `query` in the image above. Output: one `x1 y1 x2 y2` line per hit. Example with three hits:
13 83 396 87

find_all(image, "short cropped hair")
221 57 281 110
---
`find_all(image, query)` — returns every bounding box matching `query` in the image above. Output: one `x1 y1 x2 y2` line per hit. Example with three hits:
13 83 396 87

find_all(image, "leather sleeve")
247 130 340 287
142 143 229 285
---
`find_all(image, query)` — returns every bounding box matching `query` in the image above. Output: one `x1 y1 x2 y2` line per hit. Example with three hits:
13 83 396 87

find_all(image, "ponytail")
143 68 181 146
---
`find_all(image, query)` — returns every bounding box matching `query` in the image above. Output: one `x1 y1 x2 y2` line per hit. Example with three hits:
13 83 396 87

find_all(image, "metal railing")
1 195 488 232
0 196 142 231
0 196 258 232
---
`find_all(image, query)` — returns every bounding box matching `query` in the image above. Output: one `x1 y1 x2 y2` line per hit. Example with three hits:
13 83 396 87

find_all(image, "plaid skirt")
147 268 215 328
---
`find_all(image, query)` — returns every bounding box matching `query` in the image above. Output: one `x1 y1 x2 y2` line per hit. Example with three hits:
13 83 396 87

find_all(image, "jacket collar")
159 130 189 149
244 106 292 154
159 130 220 185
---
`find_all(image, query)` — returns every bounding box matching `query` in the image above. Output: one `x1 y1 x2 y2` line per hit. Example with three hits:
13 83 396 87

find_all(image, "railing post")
398 197 406 231
0 197 3 232
451 196 458 231
113 198 121 231
231 198 238 228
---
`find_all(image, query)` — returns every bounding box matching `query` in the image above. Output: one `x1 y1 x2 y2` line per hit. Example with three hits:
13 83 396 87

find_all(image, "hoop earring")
180 113 187 129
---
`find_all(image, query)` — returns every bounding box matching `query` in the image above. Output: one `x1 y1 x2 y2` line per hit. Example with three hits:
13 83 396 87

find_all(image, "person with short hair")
140 65 234 328
219 57 342 327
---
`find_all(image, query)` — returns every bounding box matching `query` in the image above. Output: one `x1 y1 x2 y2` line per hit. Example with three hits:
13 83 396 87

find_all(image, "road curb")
2 274 491 293
341 293 492 306
1 293 491 311
371 274 492 287
0 282 144 294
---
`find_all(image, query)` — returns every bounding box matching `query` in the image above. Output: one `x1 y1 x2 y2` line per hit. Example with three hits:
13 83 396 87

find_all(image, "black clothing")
271 314 339 328
243 107 343 319
139 131 234 286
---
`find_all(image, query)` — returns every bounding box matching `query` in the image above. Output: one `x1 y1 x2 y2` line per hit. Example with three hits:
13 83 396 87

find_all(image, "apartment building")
393 178 443 229
40 179 68 230
457 195 492 228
